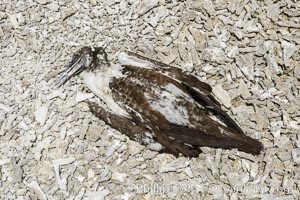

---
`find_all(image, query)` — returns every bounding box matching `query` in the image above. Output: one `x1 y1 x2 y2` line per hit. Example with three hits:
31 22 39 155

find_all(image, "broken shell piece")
34 105 49 125
212 84 232 108
52 157 76 190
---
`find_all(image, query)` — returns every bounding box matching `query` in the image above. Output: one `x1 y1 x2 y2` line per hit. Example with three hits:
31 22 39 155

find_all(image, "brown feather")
107 64 263 157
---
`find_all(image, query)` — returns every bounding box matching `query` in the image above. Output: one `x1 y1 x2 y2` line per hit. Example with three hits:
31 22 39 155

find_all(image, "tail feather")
160 123 263 156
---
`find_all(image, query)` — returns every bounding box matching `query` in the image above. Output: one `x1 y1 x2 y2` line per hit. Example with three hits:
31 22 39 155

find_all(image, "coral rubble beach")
0 0 299 199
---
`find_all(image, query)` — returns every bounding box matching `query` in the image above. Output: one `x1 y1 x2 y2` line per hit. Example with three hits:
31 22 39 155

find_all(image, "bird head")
52 46 107 89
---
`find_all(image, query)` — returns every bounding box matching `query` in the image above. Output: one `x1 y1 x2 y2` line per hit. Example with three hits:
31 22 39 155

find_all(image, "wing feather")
108 61 262 156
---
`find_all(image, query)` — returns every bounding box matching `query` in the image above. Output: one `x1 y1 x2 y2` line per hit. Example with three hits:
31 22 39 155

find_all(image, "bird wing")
120 51 213 93
118 52 243 133
109 65 262 157
109 66 202 156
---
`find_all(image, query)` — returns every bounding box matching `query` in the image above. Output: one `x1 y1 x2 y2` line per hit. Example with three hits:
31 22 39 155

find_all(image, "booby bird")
53 47 263 157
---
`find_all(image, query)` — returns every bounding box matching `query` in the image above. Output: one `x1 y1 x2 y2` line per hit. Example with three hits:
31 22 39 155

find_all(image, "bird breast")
82 63 131 118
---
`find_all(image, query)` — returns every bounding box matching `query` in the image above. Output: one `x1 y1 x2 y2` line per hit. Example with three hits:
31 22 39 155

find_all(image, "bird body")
53 47 263 157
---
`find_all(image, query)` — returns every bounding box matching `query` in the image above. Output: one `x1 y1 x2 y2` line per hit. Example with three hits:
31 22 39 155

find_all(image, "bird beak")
51 47 93 89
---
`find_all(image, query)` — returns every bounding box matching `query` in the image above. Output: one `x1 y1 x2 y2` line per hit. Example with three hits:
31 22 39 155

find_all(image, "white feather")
140 131 163 151
118 52 154 69
147 142 163 151
82 64 130 118
148 83 191 126
164 83 189 98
